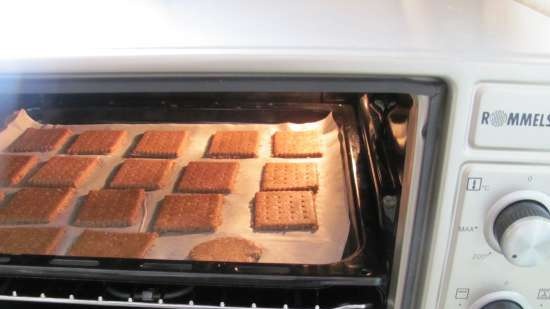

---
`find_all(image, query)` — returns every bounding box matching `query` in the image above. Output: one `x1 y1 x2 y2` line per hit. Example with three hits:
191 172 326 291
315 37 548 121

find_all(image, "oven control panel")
443 164 550 309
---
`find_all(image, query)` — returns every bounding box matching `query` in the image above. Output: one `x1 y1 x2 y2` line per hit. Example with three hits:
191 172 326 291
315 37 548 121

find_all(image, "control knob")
469 291 528 309
481 300 522 309
486 191 550 267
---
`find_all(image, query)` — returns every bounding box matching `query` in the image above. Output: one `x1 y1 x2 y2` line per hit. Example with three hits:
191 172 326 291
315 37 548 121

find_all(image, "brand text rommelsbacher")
481 110 550 127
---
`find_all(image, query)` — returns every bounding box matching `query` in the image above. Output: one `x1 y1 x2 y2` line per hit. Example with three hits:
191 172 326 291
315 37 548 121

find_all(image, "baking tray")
0 96 384 288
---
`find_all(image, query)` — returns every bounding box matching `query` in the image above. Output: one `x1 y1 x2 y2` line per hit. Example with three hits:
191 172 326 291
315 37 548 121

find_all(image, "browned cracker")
8 127 72 152
254 191 318 231
74 189 145 228
177 161 239 194
27 156 99 188
0 192 4 204
272 130 322 158
153 194 223 233
0 188 75 224
261 162 318 192
67 130 127 155
206 131 259 158
110 159 174 191
131 130 188 158
67 230 157 259
0 154 38 186
189 237 262 263
0 227 65 255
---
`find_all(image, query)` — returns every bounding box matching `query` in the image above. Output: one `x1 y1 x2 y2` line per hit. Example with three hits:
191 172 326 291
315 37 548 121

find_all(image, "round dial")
469 291 529 309
485 191 550 267
482 300 523 309
494 200 550 266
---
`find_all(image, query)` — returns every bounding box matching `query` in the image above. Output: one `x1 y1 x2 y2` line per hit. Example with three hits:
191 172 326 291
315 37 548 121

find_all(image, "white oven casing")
1 1 550 308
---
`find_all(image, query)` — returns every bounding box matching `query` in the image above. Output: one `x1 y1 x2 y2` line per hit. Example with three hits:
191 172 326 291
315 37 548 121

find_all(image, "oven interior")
0 77 444 308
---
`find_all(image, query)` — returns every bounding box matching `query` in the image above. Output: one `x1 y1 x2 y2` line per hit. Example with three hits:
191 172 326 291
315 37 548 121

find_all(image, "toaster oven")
0 1 550 309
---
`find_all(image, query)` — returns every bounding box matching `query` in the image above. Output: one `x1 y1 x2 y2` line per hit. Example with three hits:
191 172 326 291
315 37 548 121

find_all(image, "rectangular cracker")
254 191 318 231
272 130 322 158
177 161 239 194
27 156 99 188
0 188 75 224
0 154 38 186
67 130 127 155
153 194 223 233
67 230 157 259
261 162 318 192
131 130 188 158
8 127 72 152
0 227 65 255
206 131 259 158
109 159 174 191
74 189 145 227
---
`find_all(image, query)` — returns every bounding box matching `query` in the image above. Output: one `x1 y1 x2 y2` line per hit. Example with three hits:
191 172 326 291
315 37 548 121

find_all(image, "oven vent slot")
0 278 381 308
0 294 373 309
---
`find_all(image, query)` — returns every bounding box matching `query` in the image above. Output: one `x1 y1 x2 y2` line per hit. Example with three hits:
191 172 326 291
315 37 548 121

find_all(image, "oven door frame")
0 75 446 307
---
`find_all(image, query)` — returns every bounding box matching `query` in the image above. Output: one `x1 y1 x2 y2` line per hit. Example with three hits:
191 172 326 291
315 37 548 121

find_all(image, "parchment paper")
0 110 351 264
